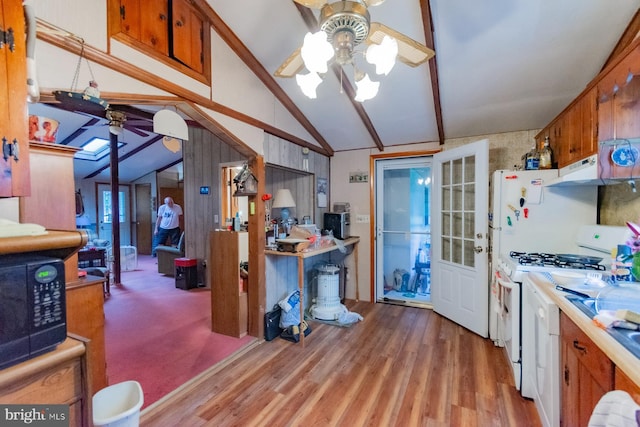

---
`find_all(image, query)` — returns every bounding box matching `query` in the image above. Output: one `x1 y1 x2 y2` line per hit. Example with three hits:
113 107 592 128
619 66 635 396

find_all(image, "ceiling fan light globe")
301 31 334 73
296 72 323 99
366 35 398 75
354 73 379 102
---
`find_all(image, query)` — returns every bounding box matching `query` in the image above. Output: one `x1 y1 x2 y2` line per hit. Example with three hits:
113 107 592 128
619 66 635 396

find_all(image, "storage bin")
92 380 144 427
175 257 198 290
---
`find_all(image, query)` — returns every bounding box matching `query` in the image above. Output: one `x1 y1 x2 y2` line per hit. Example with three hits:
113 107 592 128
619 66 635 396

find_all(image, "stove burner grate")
509 251 606 271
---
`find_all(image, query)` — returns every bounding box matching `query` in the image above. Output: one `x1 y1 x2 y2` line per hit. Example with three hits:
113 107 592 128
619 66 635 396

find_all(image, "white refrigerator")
490 169 598 268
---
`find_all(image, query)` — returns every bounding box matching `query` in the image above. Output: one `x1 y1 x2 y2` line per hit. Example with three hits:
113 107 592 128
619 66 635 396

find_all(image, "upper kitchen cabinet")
108 0 210 83
535 87 597 169
597 43 640 142
0 0 31 197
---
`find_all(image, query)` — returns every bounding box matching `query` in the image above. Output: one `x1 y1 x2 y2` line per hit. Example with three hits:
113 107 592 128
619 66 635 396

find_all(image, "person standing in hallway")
152 197 183 257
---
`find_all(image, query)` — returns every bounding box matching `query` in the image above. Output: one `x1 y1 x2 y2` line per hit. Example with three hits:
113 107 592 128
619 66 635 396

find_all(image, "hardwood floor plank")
140 301 542 427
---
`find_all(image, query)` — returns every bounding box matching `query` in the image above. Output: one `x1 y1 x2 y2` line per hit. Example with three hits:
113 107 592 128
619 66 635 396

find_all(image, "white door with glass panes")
431 139 489 337
375 156 433 307
97 183 131 246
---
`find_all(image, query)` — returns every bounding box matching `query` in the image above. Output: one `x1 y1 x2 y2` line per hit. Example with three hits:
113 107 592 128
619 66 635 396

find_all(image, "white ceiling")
32 0 640 181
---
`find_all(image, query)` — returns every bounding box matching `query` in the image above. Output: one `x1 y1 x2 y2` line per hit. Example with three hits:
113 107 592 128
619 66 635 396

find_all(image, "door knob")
474 246 483 253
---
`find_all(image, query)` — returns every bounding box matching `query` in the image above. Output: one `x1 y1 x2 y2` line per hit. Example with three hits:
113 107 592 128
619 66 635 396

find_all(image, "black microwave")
324 212 350 240
0 255 67 370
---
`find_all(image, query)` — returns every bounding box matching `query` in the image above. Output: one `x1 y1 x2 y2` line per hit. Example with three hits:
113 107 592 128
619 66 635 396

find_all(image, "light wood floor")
141 301 542 427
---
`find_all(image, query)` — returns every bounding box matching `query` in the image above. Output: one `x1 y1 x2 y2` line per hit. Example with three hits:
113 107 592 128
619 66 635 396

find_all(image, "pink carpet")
103 254 254 409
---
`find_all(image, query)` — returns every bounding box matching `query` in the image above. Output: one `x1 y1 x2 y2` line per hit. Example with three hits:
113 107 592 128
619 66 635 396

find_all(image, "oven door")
493 268 522 390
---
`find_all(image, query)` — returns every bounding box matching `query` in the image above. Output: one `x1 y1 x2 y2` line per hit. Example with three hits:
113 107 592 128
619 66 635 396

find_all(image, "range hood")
546 139 640 187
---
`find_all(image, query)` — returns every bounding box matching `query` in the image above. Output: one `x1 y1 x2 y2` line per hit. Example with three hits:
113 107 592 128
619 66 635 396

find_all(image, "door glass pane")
440 155 478 268
376 157 433 304
102 191 126 224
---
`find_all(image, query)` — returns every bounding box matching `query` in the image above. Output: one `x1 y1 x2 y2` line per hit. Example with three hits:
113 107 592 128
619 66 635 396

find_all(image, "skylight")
75 137 125 161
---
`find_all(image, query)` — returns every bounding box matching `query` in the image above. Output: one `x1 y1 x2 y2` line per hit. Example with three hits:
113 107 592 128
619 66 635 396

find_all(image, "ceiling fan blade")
293 0 328 9
274 47 304 78
367 22 435 67
124 125 149 137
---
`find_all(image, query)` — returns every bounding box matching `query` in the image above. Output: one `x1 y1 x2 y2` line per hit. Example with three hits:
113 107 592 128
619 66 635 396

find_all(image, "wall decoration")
349 171 369 183
29 115 59 143
317 177 327 208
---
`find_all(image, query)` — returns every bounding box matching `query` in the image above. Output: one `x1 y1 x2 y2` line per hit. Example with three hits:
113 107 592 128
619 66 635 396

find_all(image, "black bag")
280 321 312 343
264 305 282 341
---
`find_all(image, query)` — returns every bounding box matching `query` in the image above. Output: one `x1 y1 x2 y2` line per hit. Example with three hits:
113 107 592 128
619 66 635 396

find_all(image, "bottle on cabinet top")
524 145 539 170
538 136 554 169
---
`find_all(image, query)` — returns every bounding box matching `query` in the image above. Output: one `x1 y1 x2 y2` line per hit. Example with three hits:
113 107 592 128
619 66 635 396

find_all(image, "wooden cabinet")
209 230 248 338
615 367 640 404
0 336 91 427
18 143 108 394
108 0 208 81
536 87 597 169
20 142 80 283
560 312 614 427
0 0 31 197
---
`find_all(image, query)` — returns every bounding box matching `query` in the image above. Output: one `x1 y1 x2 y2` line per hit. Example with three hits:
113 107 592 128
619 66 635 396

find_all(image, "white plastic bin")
93 380 144 427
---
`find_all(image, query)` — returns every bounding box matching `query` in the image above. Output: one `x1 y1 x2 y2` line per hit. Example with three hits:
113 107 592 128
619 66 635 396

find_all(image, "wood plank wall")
183 127 246 285
182 129 331 289
263 134 330 225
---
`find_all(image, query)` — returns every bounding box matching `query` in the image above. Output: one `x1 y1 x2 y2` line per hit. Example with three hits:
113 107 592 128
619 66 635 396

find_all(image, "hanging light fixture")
275 1 434 102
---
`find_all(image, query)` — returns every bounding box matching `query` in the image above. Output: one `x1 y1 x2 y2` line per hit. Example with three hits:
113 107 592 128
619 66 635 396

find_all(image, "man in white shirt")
152 197 183 257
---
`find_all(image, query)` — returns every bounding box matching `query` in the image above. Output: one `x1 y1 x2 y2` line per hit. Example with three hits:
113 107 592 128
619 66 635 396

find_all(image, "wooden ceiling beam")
420 0 445 145
197 1 335 156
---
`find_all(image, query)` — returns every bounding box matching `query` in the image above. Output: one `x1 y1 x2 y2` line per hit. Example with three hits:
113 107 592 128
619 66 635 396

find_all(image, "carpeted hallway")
103 254 255 409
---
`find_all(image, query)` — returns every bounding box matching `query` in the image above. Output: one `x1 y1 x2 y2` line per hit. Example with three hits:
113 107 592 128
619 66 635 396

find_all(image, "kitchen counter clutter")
527 272 640 388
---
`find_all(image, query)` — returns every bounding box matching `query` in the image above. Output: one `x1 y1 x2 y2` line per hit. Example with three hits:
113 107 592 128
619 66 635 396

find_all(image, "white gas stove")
491 225 628 395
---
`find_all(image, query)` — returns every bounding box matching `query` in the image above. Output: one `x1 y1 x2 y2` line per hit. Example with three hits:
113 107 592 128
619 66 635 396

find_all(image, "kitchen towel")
588 390 640 427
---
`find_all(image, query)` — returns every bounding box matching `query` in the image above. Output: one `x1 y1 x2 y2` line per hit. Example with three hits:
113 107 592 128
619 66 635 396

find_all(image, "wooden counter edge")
528 272 640 388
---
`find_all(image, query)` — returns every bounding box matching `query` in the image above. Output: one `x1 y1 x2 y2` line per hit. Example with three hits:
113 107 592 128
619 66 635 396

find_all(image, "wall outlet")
356 214 370 223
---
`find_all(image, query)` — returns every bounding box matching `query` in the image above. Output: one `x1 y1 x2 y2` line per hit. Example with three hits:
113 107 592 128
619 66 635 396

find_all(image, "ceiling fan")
275 0 435 100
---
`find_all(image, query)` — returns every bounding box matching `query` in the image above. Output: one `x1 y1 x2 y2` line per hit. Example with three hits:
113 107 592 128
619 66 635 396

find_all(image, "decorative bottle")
538 137 553 169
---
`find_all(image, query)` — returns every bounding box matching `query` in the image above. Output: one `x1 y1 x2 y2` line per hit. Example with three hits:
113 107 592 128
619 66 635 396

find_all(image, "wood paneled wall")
263 134 330 225
183 127 246 286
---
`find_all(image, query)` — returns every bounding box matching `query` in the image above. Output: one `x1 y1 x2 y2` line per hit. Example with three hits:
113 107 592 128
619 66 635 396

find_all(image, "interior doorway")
97 182 132 246
135 183 152 254
374 156 433 308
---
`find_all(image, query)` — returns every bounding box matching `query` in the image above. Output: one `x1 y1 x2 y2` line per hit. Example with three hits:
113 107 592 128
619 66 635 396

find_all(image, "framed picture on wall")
317 177 327 208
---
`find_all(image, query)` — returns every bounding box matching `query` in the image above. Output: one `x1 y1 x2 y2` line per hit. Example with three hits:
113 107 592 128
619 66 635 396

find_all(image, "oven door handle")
494 271 516 316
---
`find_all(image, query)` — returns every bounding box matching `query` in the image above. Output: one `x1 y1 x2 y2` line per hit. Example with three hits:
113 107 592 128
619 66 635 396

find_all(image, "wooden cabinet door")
172 0 204 73
560 312 614 426
0 0 30 197
615 367 640 404
580 88 597 158
140 0 169 55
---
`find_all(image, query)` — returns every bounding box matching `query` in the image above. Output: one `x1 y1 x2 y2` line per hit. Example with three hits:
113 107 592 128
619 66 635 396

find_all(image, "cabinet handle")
573 339 587 355
175 20 183 27
564 365 570 386
2 137 9 161
10 139 19 161
159 14 166 21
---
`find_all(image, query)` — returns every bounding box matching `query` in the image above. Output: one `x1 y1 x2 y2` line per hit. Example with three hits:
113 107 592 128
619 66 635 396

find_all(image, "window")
102 191 126 224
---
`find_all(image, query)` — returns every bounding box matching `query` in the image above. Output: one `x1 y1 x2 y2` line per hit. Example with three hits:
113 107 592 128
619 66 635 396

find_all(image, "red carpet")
103 254 255 409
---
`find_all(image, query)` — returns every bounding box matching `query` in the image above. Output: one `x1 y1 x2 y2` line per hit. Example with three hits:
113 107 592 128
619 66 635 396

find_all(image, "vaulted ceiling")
32 0 640 182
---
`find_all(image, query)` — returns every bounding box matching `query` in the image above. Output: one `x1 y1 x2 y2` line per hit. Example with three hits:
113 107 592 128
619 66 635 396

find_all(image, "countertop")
527 272 640 387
